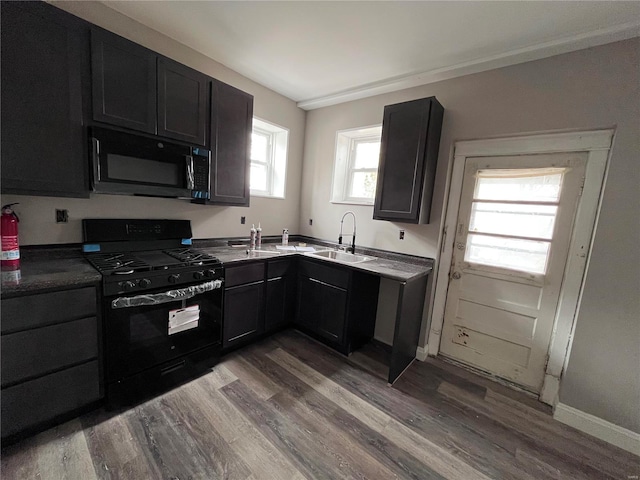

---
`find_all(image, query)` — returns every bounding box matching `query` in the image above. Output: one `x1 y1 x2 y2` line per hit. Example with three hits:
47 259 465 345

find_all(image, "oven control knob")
168 274 180 284
193 271 205 280
121 281 137 291
139 278 151 288
205 269 217 278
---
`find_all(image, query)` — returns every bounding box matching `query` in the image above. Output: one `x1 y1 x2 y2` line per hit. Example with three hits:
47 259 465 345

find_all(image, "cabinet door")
373 97 443 223
0 2 89 198
316 282 348 345
91 28 156 134
223 281 264 349
265 259 296 332
157 58 209 146
296 274 347 345
296 276 322 331
208 80 253 206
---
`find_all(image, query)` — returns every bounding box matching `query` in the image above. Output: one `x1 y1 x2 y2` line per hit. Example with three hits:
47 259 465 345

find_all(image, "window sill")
330 200 374 206
251 192 286 200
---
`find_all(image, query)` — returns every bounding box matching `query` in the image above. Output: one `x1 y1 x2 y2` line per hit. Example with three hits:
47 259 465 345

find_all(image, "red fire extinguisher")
1 203 20 270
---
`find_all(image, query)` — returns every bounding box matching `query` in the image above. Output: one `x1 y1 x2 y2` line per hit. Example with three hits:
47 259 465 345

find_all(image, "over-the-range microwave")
91 127 210 200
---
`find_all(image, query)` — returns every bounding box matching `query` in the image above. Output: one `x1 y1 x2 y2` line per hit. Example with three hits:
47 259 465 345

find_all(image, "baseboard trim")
416 345 428 361
554 403 640 455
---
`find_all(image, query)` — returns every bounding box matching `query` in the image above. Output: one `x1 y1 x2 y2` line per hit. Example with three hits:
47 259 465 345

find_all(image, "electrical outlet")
240 216 246 224
309 218 313 226
56 209 69 223
399 229 405 240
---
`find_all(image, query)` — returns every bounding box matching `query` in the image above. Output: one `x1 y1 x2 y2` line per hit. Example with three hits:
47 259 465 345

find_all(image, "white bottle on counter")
250 224 257 250
256 223 262 249
282 228 289 246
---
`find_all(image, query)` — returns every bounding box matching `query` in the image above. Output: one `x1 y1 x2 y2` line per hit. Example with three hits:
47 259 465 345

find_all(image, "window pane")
350 171 377 199
465 233 550 274
250 163 267 191
251 133 268 162
354 141 380 169
469 202 558 239
474 169 564 202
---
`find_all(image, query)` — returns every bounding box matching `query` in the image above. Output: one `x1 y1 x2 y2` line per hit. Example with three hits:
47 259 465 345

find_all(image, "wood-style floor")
2 329 638 479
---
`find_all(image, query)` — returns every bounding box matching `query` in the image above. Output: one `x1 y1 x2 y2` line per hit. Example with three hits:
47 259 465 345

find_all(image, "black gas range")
83 219 223 407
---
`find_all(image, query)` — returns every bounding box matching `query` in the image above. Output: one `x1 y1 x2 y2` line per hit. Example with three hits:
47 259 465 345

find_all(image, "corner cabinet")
91 28 209 146
373 97 444 224
295 259 380 355
1 1 91 198
205 80 254 206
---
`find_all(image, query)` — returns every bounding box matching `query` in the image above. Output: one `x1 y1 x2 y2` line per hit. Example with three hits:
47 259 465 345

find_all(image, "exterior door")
440 153 586 392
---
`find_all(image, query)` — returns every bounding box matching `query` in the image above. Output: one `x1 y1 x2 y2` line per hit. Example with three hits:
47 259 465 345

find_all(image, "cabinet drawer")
1 316 98 387
1 360 101 438
267 258 295 279
299 260 349 289
1 287 97 334
225 262 265 287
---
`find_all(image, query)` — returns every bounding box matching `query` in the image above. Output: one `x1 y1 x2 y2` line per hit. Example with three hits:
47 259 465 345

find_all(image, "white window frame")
250 118 289 199
331 125 382 205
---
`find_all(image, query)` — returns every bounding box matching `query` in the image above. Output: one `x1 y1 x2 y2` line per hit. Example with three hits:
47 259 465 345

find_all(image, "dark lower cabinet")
296 259 380 355
223 262 265 349
1 286 102 442
265 259 297 333
1 1 90 198
373 96 444 224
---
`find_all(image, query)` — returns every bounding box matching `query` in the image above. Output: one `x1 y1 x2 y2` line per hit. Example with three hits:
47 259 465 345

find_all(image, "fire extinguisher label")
1 236 20 260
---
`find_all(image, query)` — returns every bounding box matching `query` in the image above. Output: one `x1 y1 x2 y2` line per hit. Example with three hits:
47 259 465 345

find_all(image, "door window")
464 168 566 274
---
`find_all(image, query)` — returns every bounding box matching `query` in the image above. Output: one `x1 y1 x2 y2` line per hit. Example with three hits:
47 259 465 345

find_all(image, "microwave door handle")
185 155 195 190
111 280 223 309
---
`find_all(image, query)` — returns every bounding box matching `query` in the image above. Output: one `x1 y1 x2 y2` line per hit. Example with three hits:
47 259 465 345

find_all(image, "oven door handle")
111 279 223 309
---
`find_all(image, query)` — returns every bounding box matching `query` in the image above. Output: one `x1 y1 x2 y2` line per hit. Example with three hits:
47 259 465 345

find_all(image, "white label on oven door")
168 305 200 335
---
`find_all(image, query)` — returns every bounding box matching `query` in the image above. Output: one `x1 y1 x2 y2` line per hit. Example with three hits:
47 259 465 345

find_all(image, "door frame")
428 129 614 405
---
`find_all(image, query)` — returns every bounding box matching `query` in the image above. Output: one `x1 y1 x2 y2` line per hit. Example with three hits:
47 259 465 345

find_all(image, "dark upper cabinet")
207 80 253 206
91 28 209 146
373 97 444 224
157 58 209 146
91 28 157 135
1 2 90 198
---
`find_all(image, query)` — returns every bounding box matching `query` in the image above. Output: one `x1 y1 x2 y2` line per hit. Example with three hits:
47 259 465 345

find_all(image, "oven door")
105 281 222 382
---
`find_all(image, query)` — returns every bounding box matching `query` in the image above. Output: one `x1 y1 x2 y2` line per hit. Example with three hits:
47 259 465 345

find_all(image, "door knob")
452 271 461 280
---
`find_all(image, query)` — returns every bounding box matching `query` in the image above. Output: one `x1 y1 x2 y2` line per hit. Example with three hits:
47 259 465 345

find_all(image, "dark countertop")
0 239 433 297
199 242 433 283
1 255 101 298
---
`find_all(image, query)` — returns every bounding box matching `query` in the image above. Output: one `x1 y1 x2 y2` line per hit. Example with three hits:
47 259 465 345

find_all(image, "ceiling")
100 1 640 110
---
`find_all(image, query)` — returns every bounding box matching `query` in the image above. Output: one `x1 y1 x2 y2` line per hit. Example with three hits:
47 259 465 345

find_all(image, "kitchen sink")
305 250 376 264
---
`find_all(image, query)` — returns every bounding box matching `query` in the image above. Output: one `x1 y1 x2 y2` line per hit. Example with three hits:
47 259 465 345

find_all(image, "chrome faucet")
338 211 356 254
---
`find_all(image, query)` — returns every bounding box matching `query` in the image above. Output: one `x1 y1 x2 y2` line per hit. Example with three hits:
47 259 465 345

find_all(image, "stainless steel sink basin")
245 249 281 258
306 250 376 264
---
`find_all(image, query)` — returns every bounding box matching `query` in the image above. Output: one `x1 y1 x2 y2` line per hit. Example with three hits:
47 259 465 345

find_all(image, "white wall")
300 39 640 433
0 1 306 245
